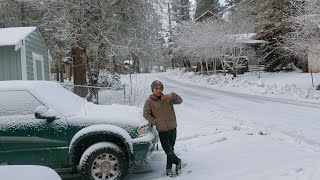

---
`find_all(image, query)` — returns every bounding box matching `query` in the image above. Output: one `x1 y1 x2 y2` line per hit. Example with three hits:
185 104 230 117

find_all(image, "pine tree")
170 0 191 23
180 0 191 21
0 0 42 28
195 0 220 19
255 0 291 32
238 0 295 71
227 0 291 32
223 0 296 71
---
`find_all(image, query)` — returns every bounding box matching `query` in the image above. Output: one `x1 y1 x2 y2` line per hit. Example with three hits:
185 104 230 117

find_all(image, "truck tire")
79 142 129 180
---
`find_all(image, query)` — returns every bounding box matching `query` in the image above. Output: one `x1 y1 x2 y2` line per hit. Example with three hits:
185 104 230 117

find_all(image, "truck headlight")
138 125 149 137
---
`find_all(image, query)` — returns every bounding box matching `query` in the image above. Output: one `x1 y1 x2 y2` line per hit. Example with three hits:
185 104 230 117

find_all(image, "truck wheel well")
72 134 129 168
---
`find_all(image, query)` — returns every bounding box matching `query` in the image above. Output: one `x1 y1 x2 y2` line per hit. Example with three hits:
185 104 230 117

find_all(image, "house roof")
244 40 269 44
226 33 269 44
227 33 256 43
195 10 223 23
0 27 37 47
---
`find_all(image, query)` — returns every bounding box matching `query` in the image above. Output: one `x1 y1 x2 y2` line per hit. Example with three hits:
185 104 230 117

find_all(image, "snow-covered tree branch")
173 11 256 76
287 0 320 55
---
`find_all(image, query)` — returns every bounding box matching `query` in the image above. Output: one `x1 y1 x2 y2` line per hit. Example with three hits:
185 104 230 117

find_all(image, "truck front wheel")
79 142 129 180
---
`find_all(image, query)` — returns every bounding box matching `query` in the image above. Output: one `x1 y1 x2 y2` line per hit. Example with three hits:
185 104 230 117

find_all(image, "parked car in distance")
0 81 158 180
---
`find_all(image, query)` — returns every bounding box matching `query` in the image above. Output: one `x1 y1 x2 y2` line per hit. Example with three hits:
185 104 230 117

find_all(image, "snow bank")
168 68 320 103
0 165 61 180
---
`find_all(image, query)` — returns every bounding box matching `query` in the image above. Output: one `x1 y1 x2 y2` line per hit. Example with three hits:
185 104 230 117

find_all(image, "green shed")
0 27 51 81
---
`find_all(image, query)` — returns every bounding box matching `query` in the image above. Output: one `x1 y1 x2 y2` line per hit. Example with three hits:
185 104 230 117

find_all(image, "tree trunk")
110 55 116 73
59 63 64 83
221 59 226 75
171 57 175 69
20 2 26 26
233 66 237 77
69 65 72 81
205 60 209 74
233 58 237 78
132 52 140 73
56 63 59 81
213 59 217 74
71 46 87 97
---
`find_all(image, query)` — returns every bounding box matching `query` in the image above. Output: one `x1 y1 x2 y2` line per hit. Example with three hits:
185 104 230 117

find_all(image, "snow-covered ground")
0 165 61 180
167 68 320 103
3 70 319 180
121 71 320 180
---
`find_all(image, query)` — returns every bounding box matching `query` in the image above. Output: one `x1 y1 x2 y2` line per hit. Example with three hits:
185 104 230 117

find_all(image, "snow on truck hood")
79 103 149 128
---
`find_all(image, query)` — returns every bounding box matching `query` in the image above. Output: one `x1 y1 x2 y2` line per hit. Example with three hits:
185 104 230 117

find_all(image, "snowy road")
124 73 320 180
164 76 320 147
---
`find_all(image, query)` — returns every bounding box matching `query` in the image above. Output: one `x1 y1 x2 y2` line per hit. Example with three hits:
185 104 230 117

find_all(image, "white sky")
190 0 226 19
219 0 226 5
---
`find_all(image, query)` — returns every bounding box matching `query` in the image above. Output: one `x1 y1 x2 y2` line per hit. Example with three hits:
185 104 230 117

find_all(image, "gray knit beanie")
151 80 163 91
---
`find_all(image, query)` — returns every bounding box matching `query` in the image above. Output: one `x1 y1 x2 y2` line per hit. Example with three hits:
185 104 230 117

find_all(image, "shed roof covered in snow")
0 27 37 46
226 33 255 43
244 40 269 44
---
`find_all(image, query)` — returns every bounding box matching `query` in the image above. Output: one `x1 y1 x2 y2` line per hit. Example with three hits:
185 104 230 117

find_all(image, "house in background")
195 10 224 23
189 11 268 74
0 27 51 81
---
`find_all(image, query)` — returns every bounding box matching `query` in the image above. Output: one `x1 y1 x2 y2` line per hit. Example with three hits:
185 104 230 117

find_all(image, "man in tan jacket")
143 80 183 176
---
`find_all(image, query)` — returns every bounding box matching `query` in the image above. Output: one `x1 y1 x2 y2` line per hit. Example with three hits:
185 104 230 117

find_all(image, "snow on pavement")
123 72 320 180
167 68 320 103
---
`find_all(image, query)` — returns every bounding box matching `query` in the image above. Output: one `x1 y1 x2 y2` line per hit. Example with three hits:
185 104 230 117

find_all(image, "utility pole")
59 47 65 83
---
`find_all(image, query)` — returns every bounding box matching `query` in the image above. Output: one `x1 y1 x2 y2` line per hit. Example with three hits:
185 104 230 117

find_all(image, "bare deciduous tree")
174 11 256 76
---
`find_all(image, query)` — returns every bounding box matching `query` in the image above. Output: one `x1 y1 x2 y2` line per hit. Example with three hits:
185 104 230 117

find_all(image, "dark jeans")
158 128 180 169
